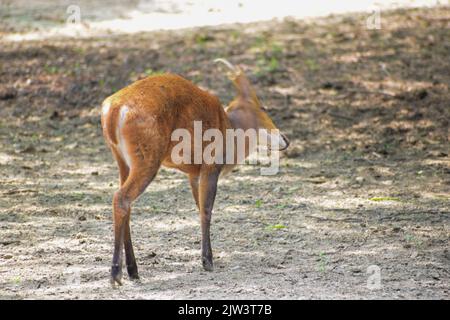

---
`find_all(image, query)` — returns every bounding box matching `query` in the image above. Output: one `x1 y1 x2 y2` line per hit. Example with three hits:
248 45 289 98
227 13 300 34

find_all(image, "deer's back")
101 74 231 174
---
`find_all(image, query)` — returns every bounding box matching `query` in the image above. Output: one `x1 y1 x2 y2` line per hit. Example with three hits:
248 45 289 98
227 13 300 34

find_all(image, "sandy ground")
0 5 449 299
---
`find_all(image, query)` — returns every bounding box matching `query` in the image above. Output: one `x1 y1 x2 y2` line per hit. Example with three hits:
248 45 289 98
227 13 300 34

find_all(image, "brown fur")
101 67 288 286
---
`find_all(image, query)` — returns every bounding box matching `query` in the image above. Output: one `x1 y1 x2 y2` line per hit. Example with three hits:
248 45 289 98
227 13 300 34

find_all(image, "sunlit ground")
0 1 448 299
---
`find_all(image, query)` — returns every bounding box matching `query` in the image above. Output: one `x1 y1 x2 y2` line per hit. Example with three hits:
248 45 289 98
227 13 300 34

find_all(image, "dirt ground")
0 6 449 299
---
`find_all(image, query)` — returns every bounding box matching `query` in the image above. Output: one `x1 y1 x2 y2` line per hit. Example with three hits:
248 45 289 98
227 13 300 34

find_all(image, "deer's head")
216 59 289 151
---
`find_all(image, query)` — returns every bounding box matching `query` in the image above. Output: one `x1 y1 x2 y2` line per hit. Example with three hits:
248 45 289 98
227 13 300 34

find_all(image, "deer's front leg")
198 167 220 271
111 191 127 286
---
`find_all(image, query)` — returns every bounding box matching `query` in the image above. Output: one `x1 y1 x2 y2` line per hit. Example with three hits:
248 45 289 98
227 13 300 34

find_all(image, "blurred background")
1 0 447 39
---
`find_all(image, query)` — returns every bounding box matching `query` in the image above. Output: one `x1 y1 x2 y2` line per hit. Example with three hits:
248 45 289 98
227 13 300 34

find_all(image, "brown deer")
101 59 289 286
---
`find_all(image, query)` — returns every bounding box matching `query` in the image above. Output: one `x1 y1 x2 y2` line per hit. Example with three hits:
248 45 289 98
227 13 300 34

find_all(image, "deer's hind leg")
111 147 142 280
108 106 168 286
110 159 160 286
109 136 163 286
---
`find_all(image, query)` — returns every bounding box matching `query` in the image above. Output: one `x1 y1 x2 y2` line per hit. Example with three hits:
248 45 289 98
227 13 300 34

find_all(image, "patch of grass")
69 62 81 76
256 54 281 77
11 276 21 284
44 64 59 74
68 192 88 201
276 203 288 209
255 199 263 208
265 224 286 230
383 143 393 153
268 57 280 71
253 36 267 48
253 39 284 77
73 47 85 55
369 197 401 202
270 43 283 56
230 30 241 41
404 234 424 249
305 58 319 71
144 68 165 77
286 186 301 195
28 133 40 143
195 33 214 46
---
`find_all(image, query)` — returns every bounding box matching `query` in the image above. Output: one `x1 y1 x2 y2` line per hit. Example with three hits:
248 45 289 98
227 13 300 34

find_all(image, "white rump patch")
116 105 132 168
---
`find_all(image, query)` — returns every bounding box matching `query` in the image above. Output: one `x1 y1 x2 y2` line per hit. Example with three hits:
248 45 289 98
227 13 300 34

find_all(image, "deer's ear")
215 58 260 105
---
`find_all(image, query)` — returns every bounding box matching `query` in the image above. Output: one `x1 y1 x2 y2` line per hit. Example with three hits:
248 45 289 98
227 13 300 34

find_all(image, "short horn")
214 58 238 74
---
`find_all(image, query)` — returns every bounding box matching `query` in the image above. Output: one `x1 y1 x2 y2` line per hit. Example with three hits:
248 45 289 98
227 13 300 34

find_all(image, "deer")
101 59 289 286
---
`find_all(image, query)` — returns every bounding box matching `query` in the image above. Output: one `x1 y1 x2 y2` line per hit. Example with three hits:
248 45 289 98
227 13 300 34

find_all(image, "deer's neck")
226 108 257 132
221 108 258 176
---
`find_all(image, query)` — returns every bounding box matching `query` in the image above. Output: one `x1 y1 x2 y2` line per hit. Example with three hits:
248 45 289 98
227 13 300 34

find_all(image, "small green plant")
230 30 241 41
12 276 21 284
255 199 263 208
318 252 328 273
266 224 286 230
70 62 81 76
253 38 284 77
270 43 283 56
195 34 214 46
404 234 423 249
276 203 288 209
253 36 266 48
44 64 59 74
256 56 281 77
29 133 40 143
383 143 392 153
73 47 85 55
268 57 280 72
305 59 319 71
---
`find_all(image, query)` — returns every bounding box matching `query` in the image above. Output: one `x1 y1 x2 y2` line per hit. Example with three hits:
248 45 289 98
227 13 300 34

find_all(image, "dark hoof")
110 264 123 287
202 257 214 272
127 264 140 280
